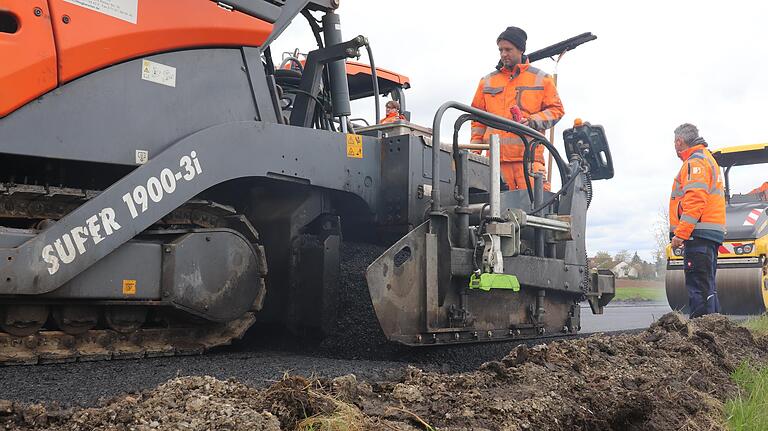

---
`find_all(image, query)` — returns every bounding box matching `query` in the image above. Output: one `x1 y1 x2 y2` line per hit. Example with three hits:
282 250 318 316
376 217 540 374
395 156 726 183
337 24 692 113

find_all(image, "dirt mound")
0 376 282 431
3 313 766 430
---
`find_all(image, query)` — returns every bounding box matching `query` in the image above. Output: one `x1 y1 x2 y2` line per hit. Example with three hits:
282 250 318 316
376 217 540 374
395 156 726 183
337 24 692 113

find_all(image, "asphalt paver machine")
0 0 614 363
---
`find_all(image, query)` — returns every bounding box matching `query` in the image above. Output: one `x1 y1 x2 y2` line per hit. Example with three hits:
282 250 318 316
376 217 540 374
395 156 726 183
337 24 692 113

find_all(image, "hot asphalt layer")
0 302 675 407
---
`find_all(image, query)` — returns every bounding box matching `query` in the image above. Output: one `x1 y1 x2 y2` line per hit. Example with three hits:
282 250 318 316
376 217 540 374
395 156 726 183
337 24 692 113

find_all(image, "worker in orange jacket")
380 100 406 124
749 181 768 198
470 26 564 191
669 123 726 318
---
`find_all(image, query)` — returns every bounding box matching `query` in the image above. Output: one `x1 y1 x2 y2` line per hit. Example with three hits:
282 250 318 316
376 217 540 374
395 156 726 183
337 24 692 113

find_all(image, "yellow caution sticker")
122 279 137 295
346 134 363 159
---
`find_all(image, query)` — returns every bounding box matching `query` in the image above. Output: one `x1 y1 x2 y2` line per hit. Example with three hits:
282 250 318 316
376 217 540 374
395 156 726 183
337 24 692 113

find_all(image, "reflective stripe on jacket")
669 144 726 243
470 60 564 162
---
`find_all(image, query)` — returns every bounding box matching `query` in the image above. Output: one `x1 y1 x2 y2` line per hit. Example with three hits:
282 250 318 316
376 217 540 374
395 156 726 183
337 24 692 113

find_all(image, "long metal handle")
457 143 489 150
489 134 501 219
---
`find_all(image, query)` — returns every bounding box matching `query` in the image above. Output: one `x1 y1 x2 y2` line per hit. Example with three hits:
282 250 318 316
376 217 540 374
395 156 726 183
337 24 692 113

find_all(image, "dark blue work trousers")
683 238 720 318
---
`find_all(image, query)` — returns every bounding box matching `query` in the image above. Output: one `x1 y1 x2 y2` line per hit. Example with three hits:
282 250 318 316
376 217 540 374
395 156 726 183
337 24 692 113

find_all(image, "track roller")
52 306 99 335
105 307 148 334
0 305 48 337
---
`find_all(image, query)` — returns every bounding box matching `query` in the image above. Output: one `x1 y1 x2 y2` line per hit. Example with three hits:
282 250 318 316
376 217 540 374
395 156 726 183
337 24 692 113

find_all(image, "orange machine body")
0 0 58 117
0 0 273 117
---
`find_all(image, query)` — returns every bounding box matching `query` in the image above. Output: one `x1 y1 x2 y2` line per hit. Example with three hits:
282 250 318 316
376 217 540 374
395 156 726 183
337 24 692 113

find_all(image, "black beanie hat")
497 26 527 52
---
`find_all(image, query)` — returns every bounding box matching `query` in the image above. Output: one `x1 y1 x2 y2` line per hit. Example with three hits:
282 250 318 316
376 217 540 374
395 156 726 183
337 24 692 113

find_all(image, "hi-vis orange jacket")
669 144 726 243
470 60 564 162
380 112 406 124
749 182 768 195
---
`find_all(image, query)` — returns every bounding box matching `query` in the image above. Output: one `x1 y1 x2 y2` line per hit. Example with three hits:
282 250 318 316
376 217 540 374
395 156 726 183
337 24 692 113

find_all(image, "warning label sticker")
122 279 137 295
141 60 176 88
64 0 138 24
346 134 363 159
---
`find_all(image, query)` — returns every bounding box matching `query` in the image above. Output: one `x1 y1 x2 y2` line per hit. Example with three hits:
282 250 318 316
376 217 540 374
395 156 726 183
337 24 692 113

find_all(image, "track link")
0 313 256 366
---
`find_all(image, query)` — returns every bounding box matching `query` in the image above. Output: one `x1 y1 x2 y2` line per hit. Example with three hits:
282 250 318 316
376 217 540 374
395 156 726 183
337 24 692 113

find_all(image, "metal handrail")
429 102 549 212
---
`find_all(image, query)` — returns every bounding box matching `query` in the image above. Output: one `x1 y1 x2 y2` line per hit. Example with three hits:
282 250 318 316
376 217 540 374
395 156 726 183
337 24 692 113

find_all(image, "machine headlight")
736 247 744 255
743 244 754 254
673 248 683 256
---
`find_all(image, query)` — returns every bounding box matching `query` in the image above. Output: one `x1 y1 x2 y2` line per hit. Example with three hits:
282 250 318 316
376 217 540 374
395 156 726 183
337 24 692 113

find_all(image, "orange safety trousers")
501 161 551 192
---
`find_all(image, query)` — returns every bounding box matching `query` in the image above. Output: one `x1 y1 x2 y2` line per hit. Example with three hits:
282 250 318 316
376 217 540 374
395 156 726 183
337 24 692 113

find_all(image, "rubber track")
0 183 259 366
0 314 256 366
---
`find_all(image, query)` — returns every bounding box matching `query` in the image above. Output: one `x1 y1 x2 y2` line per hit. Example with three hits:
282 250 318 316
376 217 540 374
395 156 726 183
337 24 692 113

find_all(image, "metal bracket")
289 35 368 127
587 269 615 314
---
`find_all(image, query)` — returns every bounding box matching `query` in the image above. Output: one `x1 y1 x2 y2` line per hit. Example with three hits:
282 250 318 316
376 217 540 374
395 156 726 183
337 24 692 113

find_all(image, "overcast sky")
270 1 768 261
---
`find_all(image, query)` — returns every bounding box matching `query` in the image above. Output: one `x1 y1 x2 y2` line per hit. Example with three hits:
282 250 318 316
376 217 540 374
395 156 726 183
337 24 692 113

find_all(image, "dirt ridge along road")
0 328 616 408
1 312 763 431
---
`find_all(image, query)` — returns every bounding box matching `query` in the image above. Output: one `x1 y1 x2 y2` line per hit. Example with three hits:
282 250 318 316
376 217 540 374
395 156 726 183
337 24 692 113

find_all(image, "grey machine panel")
0 121 384 295
380 134 490 231
0 49 259 165
0 228 161 300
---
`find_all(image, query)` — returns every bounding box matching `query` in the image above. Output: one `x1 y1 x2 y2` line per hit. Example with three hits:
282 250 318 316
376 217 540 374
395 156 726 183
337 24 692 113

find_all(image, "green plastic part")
468 273 521 292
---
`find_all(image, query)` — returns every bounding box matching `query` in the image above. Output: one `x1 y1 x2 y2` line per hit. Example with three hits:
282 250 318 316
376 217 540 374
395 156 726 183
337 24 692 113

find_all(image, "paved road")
581 301 673 333
580 301 749 334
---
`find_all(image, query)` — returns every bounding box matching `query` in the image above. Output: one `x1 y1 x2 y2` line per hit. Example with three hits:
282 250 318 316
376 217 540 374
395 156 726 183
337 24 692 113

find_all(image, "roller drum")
666 265 765 315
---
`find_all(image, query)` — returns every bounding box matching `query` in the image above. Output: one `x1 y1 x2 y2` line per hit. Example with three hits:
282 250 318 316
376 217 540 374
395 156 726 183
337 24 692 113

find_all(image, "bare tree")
614 249 631 265
651 206 670 266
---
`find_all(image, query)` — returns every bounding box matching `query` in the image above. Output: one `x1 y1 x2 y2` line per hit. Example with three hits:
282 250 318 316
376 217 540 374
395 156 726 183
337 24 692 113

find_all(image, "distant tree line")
589 250 663 280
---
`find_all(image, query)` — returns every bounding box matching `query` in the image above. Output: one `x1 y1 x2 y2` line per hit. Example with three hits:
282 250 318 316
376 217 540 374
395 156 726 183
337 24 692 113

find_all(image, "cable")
263 46 276 74
521 135 535 204
530 163 582 214
283 88 330 130
302 10 324 49
364 42 381 124
282 89 325 112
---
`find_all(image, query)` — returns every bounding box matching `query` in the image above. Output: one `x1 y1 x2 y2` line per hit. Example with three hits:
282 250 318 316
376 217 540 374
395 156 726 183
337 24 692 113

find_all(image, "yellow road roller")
666 143 768 315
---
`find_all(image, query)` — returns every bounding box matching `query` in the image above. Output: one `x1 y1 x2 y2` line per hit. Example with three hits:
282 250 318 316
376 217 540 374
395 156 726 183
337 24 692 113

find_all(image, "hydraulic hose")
279 56 304 72
364 42 381 125
522 136 535 204
530 161 583 214
453 114 474 205
583 171 593 209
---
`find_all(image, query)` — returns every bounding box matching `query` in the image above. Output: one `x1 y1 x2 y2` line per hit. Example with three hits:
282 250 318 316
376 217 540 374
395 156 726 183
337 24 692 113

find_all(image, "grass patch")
613 286 666 302
725 362 768 430
742 315 768 337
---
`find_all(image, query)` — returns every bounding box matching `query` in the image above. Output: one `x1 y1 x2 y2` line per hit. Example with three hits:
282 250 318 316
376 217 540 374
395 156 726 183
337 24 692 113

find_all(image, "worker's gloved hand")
671 236 685 249
510 105 523 123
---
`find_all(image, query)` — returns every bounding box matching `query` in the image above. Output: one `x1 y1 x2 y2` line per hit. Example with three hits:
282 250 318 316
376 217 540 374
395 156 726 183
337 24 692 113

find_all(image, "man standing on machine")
669 123 726 318
470 26 564 190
